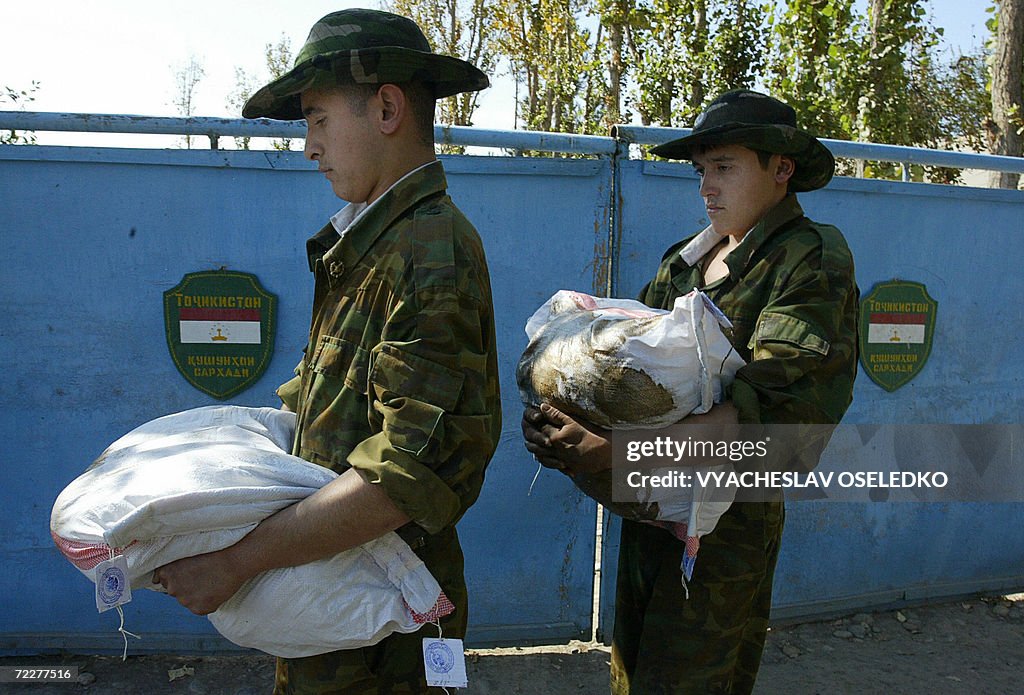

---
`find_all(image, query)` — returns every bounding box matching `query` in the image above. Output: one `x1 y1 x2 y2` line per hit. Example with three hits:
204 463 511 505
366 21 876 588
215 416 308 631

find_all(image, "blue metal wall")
1 144 1022 654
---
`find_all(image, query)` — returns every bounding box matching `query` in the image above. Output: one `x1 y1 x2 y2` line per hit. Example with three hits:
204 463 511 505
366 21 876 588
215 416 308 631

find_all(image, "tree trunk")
988 0 1023 189
857 0 886 176
690 0 708 113
660 76 674 125
604 3 625 128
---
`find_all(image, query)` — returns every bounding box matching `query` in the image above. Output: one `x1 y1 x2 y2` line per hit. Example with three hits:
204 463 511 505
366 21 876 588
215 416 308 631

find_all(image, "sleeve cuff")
347 431 462 535
276 373 302 412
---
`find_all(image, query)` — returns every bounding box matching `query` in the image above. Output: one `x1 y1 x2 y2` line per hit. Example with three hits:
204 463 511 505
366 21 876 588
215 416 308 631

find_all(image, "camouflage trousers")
273 621 462 695
274 528 467 695
610 499 785 695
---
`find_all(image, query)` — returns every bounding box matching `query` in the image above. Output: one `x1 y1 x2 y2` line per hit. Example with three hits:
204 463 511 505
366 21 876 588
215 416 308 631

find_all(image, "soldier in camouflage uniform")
153 9 501 694
523 89 858 694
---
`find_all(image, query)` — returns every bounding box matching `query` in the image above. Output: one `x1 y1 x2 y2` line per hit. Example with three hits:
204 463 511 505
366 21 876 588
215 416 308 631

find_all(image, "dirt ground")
3 594 1021 694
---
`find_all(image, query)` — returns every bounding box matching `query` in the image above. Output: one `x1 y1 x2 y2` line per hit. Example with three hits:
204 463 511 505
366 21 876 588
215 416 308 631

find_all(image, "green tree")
172 55 206 149
859 1 997 183
765 0 990 182
1 81 40 145
595 0 631 128
853 0 948 178
622 0 767 128
381 0 994 181
493 0 604 137
226 67 259 150
624 0 705 126
765 0 859 141
703 0 767 98
265 36 296 150
228 35 296 150
385 0 498 128
936 50 992 157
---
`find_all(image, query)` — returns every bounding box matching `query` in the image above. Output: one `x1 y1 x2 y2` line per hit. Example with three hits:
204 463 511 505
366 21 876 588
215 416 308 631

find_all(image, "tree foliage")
265 36 296 150
172 55 206 149
348 0 1003 182
492 0 604 136
386 0 499 128
853 0 940 177
624 0 712 127
228 35 296 150
1 81 40 145
765 0 859 140
226 67 259 150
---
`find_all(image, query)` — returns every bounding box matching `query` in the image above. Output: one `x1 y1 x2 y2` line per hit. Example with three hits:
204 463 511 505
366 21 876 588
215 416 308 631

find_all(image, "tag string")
115 605 141 661
431 619 451 694
528 461 543 496
108 548 141 661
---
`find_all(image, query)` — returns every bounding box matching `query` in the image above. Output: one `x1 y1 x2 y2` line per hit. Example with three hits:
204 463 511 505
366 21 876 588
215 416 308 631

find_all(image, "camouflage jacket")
639 194 858 428
278 160 501 537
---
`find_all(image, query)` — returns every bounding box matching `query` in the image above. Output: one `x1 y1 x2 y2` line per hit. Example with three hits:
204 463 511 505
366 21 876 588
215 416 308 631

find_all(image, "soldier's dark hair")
750 148 776 170
691 143 795 193
337 82 436 146
751 147 797 193
692 142 776 170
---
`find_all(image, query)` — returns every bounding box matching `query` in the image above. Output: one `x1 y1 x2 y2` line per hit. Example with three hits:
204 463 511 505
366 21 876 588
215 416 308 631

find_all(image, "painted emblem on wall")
859 280 937 392
163 271 277 400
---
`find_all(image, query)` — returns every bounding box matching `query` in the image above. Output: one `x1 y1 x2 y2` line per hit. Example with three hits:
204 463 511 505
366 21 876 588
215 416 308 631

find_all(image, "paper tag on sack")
422 637 468 688
94 555 132 613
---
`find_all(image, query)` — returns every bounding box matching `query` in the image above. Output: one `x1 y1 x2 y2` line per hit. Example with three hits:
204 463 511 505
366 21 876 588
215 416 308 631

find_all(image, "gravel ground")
2 594 1021 694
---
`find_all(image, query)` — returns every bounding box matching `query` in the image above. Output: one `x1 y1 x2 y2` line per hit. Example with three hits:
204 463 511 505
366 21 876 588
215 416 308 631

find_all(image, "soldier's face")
301 86 382 204
692 144 791 238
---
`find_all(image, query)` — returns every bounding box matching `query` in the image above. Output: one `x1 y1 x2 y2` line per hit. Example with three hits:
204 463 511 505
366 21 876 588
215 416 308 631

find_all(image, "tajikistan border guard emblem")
859 280 937 392
163 271 277 399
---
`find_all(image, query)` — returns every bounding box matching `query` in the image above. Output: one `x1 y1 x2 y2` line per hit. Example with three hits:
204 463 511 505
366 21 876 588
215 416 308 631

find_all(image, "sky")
0 0 994 148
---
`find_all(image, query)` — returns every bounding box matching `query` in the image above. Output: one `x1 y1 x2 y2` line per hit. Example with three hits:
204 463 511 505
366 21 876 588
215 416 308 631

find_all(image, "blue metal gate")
0 144 611 652
1 117 1023 654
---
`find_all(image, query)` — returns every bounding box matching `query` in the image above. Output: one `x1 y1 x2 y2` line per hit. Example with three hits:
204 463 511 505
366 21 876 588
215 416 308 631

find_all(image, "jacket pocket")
368 344 465 457
310 336 370 394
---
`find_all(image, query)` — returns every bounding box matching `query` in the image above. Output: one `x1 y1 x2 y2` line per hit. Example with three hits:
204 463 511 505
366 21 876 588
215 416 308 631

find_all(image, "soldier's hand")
152 549 247 616
522 403 612 477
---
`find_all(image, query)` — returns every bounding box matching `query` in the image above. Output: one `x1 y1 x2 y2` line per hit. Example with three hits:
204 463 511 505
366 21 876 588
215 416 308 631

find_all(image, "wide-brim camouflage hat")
650 89 835 192
242 8 489 120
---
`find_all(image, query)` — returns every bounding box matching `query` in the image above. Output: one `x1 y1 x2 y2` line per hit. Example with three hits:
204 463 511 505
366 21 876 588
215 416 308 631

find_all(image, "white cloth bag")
517 289 745 429
51 405 448 657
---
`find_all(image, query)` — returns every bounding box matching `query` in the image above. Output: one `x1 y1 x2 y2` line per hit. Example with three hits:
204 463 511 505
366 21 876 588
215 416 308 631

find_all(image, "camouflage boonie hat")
651 89 835 192
242 8 489 120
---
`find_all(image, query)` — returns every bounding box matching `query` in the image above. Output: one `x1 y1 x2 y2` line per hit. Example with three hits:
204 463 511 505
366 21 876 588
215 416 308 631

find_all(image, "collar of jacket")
723 193 805 280
672 193 805 294
305 160 448 279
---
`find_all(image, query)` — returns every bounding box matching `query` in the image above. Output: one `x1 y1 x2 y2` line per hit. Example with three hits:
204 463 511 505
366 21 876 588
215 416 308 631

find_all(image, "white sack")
517 289 746 429
51 405 449 658
517 290 746 571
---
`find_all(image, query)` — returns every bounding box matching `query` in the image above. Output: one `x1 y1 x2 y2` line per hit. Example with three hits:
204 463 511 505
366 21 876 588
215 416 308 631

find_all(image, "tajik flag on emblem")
867 312 926 344
179 308 261 344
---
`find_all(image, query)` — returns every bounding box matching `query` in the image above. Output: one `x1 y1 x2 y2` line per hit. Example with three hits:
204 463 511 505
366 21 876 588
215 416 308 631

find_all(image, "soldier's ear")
775 155 795 184
377 84 406 136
